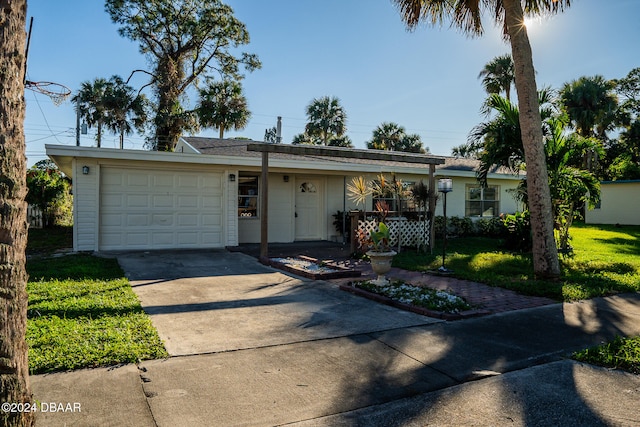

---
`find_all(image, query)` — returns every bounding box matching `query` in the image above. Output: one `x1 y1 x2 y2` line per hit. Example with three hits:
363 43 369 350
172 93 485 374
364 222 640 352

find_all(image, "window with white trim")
238 175 259 217
465 185 500 217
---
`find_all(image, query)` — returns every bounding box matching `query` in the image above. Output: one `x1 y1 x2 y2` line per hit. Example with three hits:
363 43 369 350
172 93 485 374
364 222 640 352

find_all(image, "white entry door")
295 178 322 240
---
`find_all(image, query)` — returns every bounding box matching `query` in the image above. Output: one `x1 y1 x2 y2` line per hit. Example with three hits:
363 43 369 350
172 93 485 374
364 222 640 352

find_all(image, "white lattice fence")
27 205 43 229
358 217 430 249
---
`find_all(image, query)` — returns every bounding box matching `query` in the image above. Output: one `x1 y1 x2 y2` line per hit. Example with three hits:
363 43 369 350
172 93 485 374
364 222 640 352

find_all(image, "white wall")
586 181 640 225
73 159 100 251
238 173 295 243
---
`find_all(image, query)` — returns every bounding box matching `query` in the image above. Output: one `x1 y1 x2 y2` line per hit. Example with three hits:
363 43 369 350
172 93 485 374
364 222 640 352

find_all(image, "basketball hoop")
25 80 72 106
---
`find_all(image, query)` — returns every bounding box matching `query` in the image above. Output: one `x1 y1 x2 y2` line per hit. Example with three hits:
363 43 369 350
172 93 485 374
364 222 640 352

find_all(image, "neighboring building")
585 180 640 226
46 138 524 252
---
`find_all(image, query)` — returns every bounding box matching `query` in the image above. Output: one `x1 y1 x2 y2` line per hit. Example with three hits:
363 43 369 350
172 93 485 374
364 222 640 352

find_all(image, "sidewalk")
29 250 640 426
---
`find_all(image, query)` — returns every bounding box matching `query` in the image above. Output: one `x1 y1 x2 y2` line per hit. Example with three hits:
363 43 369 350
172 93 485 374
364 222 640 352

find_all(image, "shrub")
501 211 532 251
475 217 505 237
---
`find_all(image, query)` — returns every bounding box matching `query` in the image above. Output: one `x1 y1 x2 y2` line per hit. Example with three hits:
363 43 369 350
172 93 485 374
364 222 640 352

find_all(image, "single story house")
585 180 640 226
46 138 524 252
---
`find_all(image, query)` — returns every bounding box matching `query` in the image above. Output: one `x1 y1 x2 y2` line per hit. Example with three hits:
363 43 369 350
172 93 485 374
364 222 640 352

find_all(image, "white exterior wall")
586 181 640 225
238 173 295 243
73 159 100 251
432 176 522 217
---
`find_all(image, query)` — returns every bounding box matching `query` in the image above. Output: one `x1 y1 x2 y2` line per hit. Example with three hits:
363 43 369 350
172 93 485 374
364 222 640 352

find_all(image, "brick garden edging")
269 256 361 280
339 283 491 321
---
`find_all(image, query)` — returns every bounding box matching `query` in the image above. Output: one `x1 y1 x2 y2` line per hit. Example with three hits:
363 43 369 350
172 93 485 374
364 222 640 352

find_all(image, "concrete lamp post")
437 178 453 274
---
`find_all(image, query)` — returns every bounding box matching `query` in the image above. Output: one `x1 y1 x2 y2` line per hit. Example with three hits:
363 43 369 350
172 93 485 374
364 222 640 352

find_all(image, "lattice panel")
357 218 430 249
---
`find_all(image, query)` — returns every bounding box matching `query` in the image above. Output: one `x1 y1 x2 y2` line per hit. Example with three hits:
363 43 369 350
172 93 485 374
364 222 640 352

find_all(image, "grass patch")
573 336 640 374
26 226 73 256
356 280 472 313
27 254 168 374
393 223 640 302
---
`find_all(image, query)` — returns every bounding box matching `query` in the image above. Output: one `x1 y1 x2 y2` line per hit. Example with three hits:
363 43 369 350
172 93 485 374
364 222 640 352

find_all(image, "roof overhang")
46 144 450 178
247 142 445 165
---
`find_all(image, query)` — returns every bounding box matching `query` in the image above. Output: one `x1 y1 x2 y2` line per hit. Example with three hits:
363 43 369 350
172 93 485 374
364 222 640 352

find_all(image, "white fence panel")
27 205 43 229
358 217 430 250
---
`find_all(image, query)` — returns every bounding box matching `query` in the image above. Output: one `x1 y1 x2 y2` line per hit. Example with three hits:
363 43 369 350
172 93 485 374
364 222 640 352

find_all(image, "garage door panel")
153 175 174 187
100 167 224 250
178 214 198 226
128 173 150 187
126 194 149 207
178 195 198 208
152 195 175 208
126 214 148 227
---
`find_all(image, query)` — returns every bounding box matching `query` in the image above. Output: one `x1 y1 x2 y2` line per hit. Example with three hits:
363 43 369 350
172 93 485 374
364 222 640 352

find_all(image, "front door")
295 178 322 240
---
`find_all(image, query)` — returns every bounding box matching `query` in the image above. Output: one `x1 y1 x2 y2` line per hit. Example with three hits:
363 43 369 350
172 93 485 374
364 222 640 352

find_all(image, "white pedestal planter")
366 250 397 286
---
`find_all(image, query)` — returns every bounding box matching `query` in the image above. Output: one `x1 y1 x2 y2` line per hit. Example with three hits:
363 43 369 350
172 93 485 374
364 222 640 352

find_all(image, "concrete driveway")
116 250 440 356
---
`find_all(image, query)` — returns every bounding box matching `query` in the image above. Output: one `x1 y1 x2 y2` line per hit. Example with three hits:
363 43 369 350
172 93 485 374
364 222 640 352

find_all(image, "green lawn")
394 223 640 302
27 254 168 374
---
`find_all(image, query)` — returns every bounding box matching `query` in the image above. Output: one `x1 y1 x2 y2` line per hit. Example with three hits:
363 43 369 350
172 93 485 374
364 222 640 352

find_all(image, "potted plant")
366 222 397 286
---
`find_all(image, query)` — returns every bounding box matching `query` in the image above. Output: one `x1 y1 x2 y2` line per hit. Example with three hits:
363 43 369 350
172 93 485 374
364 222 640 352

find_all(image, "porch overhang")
246 143 445 261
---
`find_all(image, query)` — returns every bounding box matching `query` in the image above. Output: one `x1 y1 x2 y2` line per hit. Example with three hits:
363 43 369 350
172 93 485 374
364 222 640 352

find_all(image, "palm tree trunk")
219 126 224 139
97 120 102 148
503 0 560 279
0 1 35 425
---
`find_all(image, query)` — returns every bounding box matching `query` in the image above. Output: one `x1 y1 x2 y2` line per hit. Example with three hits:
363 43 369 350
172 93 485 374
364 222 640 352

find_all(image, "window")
372 181 416 212
238 175 259 217
465 185 499 217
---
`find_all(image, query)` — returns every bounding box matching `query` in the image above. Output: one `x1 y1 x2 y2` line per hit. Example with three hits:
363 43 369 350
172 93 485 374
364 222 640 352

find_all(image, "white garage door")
99 167 224 250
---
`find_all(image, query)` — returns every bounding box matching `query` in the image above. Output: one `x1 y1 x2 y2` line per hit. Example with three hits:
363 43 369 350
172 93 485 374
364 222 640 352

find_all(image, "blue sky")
24 0 640 166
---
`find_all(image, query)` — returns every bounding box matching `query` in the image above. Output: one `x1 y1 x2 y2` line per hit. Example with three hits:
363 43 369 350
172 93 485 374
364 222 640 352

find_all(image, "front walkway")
235 241 556 315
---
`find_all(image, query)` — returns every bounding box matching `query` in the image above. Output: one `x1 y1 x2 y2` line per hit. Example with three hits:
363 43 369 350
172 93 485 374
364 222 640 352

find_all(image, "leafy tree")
392 0 569 279
197 79 250 139
297 96 348 146
478 54 515 101
72 77 110 147
26 161 71 228
607 68 640 180
106 0 261 151
367 122 427 153
0 1 34 425
104 75 148 149
613 67 640 118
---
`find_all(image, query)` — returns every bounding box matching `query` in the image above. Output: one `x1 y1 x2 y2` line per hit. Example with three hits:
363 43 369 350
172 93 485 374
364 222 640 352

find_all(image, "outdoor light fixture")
229 173 236 182
283 175 289 183
437 178 453 274
82 166 90 175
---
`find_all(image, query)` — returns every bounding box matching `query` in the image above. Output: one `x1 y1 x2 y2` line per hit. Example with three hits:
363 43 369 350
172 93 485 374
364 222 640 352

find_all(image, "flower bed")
269 256 361 280
340 280 489 320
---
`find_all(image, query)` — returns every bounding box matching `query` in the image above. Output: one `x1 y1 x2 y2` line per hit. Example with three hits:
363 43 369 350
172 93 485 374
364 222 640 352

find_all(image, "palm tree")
367 122 426 153
469 90 556 185
104 75 148 149
393 0 570 279
72 78 110 147
560 75 619 139
0 1 34 425
197 79 251 139
560 75 619 172
304 96 347 145
478 54 515 101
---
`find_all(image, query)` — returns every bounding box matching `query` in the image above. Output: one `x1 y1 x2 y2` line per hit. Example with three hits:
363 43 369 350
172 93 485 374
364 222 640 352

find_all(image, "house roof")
45 137 519 180
181 137 516 176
